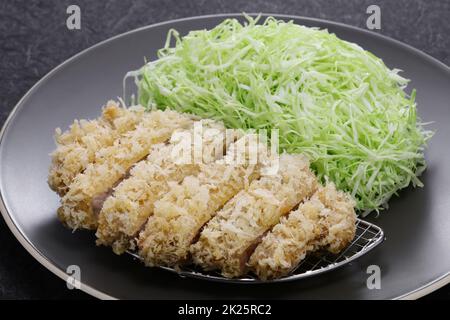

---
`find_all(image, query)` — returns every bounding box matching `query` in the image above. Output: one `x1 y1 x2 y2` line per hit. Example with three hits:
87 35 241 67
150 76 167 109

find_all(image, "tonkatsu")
49 103 358 280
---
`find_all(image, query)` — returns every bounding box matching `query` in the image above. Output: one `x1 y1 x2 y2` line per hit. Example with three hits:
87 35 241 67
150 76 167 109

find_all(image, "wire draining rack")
128 218 384 283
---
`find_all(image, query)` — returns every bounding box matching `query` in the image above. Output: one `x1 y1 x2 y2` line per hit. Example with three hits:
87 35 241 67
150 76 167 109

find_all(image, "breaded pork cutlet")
58 109 194 230
96 120 241 254
190 153 318 278
138 134 270 267
311 183 357 253
248 183 356 280
48 101 145 195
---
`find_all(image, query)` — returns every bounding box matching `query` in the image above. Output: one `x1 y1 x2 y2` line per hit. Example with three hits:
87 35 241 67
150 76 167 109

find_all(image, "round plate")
1 14 449 300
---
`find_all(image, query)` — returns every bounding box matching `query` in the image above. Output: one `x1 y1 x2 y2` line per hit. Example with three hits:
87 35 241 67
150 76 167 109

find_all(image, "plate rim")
1 13 449 300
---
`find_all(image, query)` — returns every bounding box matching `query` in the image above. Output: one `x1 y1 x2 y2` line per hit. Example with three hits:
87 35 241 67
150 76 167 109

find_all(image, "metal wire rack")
128 218 384 283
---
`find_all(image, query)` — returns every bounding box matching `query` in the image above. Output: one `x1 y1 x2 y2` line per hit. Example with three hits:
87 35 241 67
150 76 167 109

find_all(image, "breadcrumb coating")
96 120 240 254
248 183 356 280
190 153 318 278
58 109 194 230
138 134 269 267
48 101 145 195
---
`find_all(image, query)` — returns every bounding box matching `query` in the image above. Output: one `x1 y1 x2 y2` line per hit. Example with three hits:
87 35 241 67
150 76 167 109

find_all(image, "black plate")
1 14 449 299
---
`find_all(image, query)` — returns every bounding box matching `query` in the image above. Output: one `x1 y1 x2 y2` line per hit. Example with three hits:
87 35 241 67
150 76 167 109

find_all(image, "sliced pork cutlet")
48 101 145 195
96 120 241 254
248 183 356 280
138 133 269 267
58 109 194 230
190 153 318 278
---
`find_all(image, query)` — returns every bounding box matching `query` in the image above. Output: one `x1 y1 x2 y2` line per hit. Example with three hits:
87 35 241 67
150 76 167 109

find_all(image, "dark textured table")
0 0 448 300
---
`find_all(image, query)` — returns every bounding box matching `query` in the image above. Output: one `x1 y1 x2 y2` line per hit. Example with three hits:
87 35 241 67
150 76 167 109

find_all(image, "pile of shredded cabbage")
133 16 432 214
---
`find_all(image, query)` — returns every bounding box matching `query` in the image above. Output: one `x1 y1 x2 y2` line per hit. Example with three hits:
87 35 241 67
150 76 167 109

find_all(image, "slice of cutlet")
96 120 241 254
48 101 145 195
58 109 194 230
138 134 268 267
248 183 356 280
190 153 318 278
312 183 357 254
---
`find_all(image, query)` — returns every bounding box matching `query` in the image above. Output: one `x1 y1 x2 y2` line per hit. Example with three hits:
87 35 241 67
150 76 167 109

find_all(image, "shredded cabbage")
133 16 432 214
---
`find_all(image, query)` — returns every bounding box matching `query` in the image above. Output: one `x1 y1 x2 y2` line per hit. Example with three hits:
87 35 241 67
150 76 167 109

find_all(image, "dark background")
0 0 448 300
